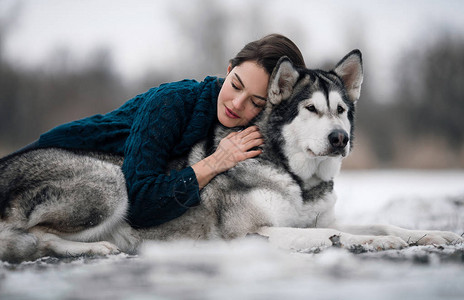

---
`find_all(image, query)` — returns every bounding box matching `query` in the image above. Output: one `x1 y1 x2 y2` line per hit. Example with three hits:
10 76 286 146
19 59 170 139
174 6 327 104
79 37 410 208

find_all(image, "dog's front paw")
406 230 463 246
339 234 407 250
370 236 409 250
92 241 122 255
78 241 121 256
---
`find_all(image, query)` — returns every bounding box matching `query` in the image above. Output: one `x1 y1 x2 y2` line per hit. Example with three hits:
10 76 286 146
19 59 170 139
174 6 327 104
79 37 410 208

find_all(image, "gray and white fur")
1 50 462 263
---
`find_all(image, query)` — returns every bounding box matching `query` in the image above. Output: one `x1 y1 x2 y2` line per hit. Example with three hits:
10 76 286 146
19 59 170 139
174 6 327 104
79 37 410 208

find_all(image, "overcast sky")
2 0 464 98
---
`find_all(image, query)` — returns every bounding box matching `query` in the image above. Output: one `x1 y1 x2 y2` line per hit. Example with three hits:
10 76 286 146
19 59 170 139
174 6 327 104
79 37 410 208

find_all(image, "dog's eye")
306 105 317 113
337 105 345 114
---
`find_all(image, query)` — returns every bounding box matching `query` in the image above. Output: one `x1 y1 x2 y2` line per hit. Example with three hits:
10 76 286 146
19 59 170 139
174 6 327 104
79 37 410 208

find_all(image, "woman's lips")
225 107 240 119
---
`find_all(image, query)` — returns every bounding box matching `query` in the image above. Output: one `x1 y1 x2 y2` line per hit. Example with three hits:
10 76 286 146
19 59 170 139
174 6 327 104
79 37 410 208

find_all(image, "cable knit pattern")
36 76 222 228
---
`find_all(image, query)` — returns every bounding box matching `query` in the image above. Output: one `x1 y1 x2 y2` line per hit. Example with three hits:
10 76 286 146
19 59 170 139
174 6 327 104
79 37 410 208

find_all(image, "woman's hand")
192 126 263 189
211 125 264 173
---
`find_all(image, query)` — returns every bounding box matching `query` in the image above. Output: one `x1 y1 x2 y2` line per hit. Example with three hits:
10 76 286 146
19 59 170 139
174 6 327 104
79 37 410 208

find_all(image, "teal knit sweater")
35 76 223 228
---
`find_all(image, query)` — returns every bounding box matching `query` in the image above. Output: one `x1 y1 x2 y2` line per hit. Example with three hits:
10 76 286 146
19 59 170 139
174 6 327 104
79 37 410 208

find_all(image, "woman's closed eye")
251 98 266 108
231 82 241 90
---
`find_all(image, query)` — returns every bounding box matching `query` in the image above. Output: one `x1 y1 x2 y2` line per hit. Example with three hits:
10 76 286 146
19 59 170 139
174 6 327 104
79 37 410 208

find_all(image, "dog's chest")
236 163 327 228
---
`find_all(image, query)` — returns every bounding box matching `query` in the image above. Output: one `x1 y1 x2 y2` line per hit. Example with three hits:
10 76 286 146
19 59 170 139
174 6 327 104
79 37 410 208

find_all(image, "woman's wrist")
191 156 222 190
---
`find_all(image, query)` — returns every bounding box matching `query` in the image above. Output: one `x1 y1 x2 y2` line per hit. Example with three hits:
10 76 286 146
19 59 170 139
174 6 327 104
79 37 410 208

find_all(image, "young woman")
4 34 306 228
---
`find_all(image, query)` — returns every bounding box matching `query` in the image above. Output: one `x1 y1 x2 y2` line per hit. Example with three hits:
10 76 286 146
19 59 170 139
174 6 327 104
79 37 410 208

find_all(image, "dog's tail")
0 223 40 263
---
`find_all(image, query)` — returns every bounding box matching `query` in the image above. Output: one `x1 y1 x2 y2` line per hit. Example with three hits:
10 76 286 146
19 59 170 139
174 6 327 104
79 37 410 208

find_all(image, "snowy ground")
1 170 464 300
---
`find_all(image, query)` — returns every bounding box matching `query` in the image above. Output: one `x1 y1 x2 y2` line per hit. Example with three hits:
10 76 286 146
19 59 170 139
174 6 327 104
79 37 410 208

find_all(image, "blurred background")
1 0 463 169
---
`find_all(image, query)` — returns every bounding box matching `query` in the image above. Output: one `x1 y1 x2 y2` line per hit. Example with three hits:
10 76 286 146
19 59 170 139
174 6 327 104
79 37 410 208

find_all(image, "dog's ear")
333 50 363 103
268 56 300 105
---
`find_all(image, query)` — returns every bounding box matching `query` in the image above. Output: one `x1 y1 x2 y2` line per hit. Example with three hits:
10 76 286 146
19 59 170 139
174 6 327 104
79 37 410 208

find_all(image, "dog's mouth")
307 147 347 158
330 148 347 157
306 148 317 156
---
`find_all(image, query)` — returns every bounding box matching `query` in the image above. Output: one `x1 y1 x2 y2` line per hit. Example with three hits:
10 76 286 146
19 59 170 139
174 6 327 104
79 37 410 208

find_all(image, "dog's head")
260 50 363 175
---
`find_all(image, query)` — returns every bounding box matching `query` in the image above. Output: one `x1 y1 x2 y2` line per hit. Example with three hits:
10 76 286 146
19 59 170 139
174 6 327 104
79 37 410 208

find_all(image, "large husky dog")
1 51 462 263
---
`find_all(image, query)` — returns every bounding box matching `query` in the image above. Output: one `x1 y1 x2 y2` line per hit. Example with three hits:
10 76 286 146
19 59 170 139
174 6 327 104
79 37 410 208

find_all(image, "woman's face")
217 61 269 128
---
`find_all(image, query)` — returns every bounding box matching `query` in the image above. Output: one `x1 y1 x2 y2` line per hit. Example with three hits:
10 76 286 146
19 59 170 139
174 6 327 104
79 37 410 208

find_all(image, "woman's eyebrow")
234 73 267 101
234 73 245 87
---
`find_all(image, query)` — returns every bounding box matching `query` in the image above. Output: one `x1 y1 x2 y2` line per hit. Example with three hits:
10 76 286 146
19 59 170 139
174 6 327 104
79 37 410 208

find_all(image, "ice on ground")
335 169 464 232
1 170 464 300
1 239 463 300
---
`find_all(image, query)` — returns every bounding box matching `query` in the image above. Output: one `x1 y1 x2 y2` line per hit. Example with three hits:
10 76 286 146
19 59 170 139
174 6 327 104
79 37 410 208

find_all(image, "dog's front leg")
256 226 407 251
333 224 464 246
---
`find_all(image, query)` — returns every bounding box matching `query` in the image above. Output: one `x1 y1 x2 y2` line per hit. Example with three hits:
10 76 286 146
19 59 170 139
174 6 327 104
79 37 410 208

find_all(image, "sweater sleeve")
122 82 204 228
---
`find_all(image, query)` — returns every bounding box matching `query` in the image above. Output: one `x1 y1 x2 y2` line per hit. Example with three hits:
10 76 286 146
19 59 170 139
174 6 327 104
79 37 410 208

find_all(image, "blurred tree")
0 6 132 154
395 36 464 148
33 47 130 129
168 0 267 79
161 0 229 80
0 1 23 149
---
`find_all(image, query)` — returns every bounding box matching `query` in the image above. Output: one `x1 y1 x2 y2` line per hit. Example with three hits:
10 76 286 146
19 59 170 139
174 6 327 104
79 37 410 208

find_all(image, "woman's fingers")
240 131 262 145
244 149 263 159
237 125 260 137
233 126 263 149
242 137 264 150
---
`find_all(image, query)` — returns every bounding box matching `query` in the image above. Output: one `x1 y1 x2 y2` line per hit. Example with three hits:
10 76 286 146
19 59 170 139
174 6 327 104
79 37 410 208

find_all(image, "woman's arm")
122 80 216 228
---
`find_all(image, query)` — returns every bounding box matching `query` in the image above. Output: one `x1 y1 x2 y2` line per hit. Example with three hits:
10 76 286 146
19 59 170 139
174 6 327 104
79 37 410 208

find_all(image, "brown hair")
229 33 306 75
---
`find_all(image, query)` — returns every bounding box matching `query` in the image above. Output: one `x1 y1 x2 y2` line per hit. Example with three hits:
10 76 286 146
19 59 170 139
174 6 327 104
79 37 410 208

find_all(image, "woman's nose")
232 94 247 110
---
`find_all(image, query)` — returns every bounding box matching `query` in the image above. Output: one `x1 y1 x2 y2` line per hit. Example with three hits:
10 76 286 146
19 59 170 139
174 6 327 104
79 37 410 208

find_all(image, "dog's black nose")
328 130 349 149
